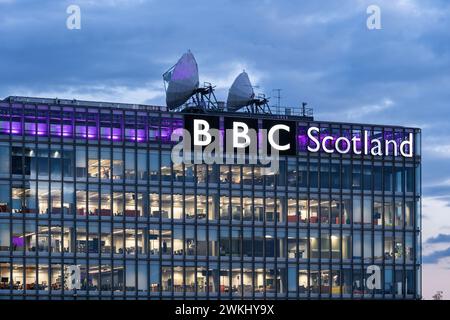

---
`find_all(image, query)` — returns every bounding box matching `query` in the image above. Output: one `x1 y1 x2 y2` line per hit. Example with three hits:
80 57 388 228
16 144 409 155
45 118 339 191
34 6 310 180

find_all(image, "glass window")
395 200 403 228
395 235 404 262
384 234 394 262
363 232 372 261
395 167 403 193
299 231 308 259
124 192 137 217
374 165 382 191
220 196 230 220
185 226 195 256
197 195 208 221
38 182 49 215
298 161 307 188
88 190 99 216
331 164 340 189
363 165 372 190
310 230 319 259
405 200 414 228
321 233 330 259
149 151 159 181
0 221 10 251
76 146 87 179
320 198 330 224
374 199 382 226
384 267 393 294
299 199 307 223
161 227 172 255
298 267 308 294
253 198 263 222
147 228 158 256
353 232 361 259
331 233 340 260
384 166 393 192
374 232 383 260
384 200 393 227
0 145 10 176
342 197 351 225
320 163 330 189
342 164 351 189
161 152 171 181
12 221 24 252
231 228 241 257
309 162 318 188
287 198 297 224
197 226 207 256
99 149 111 180
352 164 361 189
113 192 123 216
249 229 261 258
38 147 49 178
342 232 351 260
149 193 159 218
112 150 123 180
125 149 135 180
287 159 297 188
87 147 98 179
353 197 361 225
125 229 136 255
138 151 149 180
406 233 414 263
50 147 62 180
363 197 372 225
209 226 218 257
161 194 171 220
310 199 318 224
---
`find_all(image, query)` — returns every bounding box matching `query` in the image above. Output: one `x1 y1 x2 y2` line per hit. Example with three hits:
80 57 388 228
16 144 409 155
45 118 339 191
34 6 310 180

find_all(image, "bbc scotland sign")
175 115 414 159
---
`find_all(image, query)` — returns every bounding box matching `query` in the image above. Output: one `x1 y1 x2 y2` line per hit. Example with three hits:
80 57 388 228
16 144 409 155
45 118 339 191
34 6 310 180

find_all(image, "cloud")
423 247 450 264
426 234 450 245
344 98 394 121
75 0 147 7
423 144 450 159
422 197 450 241
13 82 165 105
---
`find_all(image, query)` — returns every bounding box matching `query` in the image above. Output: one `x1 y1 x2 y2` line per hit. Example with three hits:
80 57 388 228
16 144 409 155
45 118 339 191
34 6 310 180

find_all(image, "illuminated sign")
183 115 297 156
306 127 414 158
179 116 414 159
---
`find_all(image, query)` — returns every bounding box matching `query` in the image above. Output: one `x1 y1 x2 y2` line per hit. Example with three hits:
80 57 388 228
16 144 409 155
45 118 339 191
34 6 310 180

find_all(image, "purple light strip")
0 119 182 144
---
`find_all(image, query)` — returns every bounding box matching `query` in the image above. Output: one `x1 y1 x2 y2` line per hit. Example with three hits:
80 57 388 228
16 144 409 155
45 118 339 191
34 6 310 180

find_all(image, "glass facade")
0 98 421 299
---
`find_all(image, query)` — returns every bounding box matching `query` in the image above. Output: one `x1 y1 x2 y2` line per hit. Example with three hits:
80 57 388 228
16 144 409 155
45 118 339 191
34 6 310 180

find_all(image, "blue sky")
1 0 450 299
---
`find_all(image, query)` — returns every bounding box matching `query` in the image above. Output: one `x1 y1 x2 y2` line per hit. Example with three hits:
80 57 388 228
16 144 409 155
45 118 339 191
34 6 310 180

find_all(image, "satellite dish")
226 71 255 112
165 51 200 110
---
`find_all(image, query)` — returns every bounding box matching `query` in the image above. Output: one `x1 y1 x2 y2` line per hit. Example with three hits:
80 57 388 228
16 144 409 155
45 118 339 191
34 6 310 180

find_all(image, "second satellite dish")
227 71 255 112
165 51 200 110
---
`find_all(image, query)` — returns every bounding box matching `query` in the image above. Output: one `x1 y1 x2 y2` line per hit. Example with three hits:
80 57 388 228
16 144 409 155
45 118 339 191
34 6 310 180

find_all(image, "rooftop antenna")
302 102 308 116
272 89 282 114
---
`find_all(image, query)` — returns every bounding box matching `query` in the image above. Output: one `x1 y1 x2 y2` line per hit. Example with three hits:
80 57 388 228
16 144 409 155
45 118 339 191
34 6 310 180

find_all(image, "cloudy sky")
1 0 450 299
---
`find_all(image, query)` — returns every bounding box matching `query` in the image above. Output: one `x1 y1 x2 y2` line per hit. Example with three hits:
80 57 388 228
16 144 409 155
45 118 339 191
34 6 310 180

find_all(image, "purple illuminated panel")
12 237 24 247
297 126 308 152
37 123 47 136
62 124 73 137
112 127 122 141
10 121 21 135
86 126 97 139
0 104 187 145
